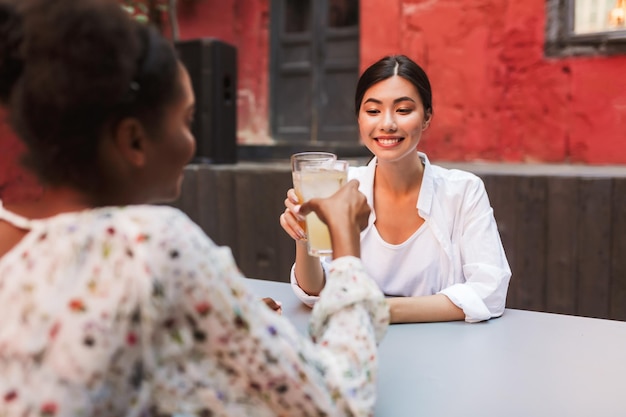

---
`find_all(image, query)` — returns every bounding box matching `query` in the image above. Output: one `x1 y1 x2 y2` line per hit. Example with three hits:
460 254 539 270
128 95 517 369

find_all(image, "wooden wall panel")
195 167 219 239
269 171 300 283
546 177 579 315
576 178 612 319
232 170 265 278
486 176 519 309
208 168 239 252
183 165 295 282
513 176 547 312
170 166 199 224
230 168 294 282
610 178 626 321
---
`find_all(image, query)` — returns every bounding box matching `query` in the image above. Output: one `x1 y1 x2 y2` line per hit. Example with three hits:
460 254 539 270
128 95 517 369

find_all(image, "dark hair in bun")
0 0 181 191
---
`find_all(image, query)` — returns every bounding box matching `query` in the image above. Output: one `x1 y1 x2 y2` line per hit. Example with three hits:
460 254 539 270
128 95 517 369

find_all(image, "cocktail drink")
299 162 348 255
291 152 348 256
291 152 337 250
291 152 337 230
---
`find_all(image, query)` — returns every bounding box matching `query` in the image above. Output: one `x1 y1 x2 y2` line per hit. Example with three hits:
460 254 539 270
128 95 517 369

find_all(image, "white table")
245 278 626 417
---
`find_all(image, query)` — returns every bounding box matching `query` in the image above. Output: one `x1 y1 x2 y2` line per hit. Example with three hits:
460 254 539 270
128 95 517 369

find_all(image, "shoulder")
89 206 227 294
429 164 485 195
60 205 212 257
104 205 211 249
109 205 198 232
84 205 198 237
424 162 489 213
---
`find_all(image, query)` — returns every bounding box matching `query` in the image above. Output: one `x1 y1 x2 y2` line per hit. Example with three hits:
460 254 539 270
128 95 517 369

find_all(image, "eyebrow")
363 96 416 105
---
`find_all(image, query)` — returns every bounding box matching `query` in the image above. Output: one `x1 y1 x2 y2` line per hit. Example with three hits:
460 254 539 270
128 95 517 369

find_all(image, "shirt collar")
362 151 434 218
417 152 434 217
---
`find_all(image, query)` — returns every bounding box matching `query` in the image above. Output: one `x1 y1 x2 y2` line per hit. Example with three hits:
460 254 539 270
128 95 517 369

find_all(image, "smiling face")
358 75 431 165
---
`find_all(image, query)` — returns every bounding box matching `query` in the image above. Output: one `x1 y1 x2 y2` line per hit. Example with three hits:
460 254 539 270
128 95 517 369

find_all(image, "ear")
422 110 433 131
111 117 150 168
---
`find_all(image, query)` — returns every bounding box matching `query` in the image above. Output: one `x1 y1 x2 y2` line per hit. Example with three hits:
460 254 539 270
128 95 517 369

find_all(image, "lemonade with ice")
294 164 348 256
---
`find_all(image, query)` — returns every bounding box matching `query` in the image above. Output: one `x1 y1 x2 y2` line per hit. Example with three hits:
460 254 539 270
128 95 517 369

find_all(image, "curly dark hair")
0 0 181 192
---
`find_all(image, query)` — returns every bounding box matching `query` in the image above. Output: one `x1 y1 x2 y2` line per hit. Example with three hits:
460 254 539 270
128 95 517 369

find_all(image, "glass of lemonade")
291 153 337 221
291 152 348 256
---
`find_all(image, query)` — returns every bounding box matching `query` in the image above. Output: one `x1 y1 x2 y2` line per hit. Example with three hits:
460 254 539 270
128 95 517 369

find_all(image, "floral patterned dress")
0 202 389 417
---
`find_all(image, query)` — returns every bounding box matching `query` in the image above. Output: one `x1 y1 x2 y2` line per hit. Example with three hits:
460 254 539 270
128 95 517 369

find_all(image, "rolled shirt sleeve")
438 177 511 322
289 261 329 307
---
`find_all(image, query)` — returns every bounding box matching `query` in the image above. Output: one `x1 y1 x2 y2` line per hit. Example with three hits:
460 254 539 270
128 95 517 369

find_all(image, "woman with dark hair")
0 0 389 415
281 55 511 324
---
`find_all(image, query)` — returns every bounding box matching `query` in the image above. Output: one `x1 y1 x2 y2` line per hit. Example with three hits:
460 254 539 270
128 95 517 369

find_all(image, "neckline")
366 152 434 217
0 200 34 231
371 221 428 249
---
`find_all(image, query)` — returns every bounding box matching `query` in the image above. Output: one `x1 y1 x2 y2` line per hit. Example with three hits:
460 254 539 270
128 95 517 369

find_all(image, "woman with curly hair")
0 0 389 415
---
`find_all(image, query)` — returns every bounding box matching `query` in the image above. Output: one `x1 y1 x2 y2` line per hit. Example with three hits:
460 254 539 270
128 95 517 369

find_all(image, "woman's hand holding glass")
280 188 307 242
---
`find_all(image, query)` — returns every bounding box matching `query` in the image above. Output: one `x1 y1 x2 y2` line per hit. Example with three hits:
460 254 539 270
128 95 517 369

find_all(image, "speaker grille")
176 38 238 164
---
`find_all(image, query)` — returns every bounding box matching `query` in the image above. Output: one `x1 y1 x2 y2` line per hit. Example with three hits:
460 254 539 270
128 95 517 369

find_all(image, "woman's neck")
374 152 425 195
5 186 95 220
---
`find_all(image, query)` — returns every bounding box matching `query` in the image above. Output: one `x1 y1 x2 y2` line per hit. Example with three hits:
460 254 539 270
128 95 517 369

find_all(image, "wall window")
575 0 625 33
546 0 626 56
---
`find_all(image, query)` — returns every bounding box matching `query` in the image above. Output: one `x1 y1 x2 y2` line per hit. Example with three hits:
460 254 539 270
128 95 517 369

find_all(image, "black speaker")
175 38 237 164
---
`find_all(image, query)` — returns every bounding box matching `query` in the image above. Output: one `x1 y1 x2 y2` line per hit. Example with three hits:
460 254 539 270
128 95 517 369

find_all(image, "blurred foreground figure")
0 0 389 415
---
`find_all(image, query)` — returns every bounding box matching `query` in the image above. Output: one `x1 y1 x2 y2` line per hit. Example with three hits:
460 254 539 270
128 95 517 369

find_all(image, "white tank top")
359 221 444 297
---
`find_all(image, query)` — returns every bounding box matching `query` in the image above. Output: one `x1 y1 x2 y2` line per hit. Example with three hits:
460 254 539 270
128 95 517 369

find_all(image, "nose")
380 111 397 132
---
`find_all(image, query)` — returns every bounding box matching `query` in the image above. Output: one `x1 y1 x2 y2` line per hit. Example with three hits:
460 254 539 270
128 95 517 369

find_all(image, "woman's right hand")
279 188 307 241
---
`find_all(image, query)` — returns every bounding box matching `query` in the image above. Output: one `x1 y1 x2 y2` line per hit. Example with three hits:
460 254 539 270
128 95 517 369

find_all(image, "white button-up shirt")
291 152 512 322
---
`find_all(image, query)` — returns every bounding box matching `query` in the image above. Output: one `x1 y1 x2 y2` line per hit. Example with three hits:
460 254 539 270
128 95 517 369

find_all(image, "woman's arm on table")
387 294 464 323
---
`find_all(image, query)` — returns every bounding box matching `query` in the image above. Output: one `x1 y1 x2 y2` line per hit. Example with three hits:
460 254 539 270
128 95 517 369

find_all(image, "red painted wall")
361 0 626 164
175 0 626 163
2 0 625 202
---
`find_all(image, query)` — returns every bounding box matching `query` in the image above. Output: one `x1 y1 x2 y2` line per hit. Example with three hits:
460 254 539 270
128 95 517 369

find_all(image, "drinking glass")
291 152 348 256
291 153 337 219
